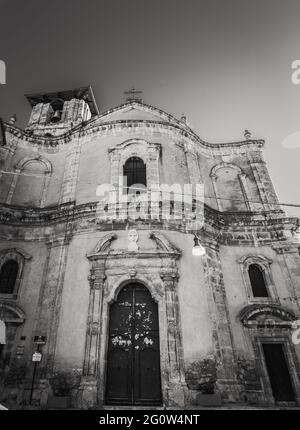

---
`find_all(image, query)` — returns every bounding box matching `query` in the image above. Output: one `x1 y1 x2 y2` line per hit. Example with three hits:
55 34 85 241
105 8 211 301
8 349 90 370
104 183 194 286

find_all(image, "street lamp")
192 234 206 256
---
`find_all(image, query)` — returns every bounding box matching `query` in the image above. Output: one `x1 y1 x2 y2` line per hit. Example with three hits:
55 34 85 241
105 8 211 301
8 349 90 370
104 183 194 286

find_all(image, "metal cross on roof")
124 86 143 102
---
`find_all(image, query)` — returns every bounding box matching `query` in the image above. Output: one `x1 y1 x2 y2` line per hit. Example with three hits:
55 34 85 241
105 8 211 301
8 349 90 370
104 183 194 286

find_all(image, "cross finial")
244 129 252 140
124 86 143 102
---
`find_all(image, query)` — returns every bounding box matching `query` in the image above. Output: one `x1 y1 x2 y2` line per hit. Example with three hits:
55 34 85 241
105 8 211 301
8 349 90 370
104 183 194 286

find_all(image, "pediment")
240 304 295 328
0 302 26 324
88 233 117 257
89 101 183 128
149 231 181 255
87 231 181 260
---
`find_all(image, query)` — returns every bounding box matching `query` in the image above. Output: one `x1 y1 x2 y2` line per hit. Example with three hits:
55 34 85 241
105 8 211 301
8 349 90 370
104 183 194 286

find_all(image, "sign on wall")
32 352 42 362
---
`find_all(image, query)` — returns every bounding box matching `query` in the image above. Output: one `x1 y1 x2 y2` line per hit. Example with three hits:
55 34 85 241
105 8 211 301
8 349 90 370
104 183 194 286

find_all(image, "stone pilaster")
202 240 240 402
33 231 72 377
147 144 160 185
184 144 203 185
40 172 51 208
5 167 20 204
60 136 82 204
27 103 52 127
79 266 106 409
250 158 279 211
0 139 17 203
61 99 91 123
160 269 186 407
83 268 106 376
211 174 222 211
184 145 204 229
239 173 252 211
272 243 300 311
109 151 121 187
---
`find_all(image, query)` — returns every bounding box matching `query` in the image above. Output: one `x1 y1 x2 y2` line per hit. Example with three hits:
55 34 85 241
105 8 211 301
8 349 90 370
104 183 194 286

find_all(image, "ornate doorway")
105 283 162 405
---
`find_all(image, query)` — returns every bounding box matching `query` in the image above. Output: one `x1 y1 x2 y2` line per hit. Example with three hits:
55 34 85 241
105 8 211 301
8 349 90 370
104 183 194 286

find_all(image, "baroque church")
0 86 300 409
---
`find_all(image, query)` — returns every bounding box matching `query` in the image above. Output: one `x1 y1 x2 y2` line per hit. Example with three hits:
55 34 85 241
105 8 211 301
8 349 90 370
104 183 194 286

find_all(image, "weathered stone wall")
1 116 271 213
0 237 48 406
0 101 299 408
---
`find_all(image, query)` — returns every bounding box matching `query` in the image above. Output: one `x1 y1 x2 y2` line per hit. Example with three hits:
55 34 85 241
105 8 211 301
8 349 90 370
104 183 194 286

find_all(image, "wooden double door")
106 283 162 405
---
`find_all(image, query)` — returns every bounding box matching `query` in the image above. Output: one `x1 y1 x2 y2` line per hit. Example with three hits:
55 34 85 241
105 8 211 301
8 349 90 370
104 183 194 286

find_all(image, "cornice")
3 101 265 155
0 200 296 236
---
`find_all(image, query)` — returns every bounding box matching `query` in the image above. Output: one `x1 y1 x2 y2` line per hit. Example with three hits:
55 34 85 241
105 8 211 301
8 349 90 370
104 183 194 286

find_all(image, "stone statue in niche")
127 229 139 252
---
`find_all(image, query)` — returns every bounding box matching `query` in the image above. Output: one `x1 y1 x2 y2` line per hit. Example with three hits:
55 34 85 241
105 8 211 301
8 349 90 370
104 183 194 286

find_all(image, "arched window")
123 157 147 191
10 157 52 207
0 260 19 294
248 264 269 297
210 163 250 211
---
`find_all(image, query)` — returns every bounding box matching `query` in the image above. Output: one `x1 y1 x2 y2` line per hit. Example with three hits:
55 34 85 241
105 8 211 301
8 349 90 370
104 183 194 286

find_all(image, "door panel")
106 348 131 402
137 348 161 401
106 284 162 405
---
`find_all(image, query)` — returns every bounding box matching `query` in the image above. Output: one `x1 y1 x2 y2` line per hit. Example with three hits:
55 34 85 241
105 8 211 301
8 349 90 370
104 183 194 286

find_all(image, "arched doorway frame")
239 303 300 405
82 231 186 409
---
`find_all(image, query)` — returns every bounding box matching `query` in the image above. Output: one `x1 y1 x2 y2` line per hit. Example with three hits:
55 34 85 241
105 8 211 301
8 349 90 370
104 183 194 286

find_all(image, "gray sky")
0 0 299 216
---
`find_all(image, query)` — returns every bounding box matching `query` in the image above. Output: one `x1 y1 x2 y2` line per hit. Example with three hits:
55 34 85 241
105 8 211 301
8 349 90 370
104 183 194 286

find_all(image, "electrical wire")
0 169 300 208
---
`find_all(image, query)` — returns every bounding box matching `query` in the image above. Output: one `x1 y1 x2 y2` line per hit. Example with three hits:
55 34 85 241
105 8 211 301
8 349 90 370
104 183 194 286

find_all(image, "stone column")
202 239 240 402
160 269 186 407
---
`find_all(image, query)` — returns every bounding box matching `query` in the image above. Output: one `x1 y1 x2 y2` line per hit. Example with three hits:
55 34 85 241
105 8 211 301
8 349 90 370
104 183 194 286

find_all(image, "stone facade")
0 89 300 409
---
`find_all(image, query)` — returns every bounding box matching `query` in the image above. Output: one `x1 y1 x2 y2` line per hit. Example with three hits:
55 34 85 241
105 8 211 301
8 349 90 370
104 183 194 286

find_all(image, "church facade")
0 86 300 409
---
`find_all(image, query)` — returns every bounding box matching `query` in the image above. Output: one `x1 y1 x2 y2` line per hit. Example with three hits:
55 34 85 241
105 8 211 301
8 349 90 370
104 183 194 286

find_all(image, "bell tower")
25 86 99 136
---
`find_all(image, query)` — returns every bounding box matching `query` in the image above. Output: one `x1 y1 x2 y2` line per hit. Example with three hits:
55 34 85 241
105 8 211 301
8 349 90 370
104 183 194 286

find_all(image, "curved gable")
85 100 188 130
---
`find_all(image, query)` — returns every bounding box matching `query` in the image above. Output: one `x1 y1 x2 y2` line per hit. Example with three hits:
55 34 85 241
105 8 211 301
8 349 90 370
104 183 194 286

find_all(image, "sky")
0 0 299 216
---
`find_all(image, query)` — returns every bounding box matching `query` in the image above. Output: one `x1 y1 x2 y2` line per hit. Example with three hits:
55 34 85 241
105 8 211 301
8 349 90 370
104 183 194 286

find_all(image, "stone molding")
82 231 186 407
3 100 265 157
237 254 278 303
108 138 161 188
239 303 296 328
210 162 251 211
6 155 52 208
0 301 26 324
